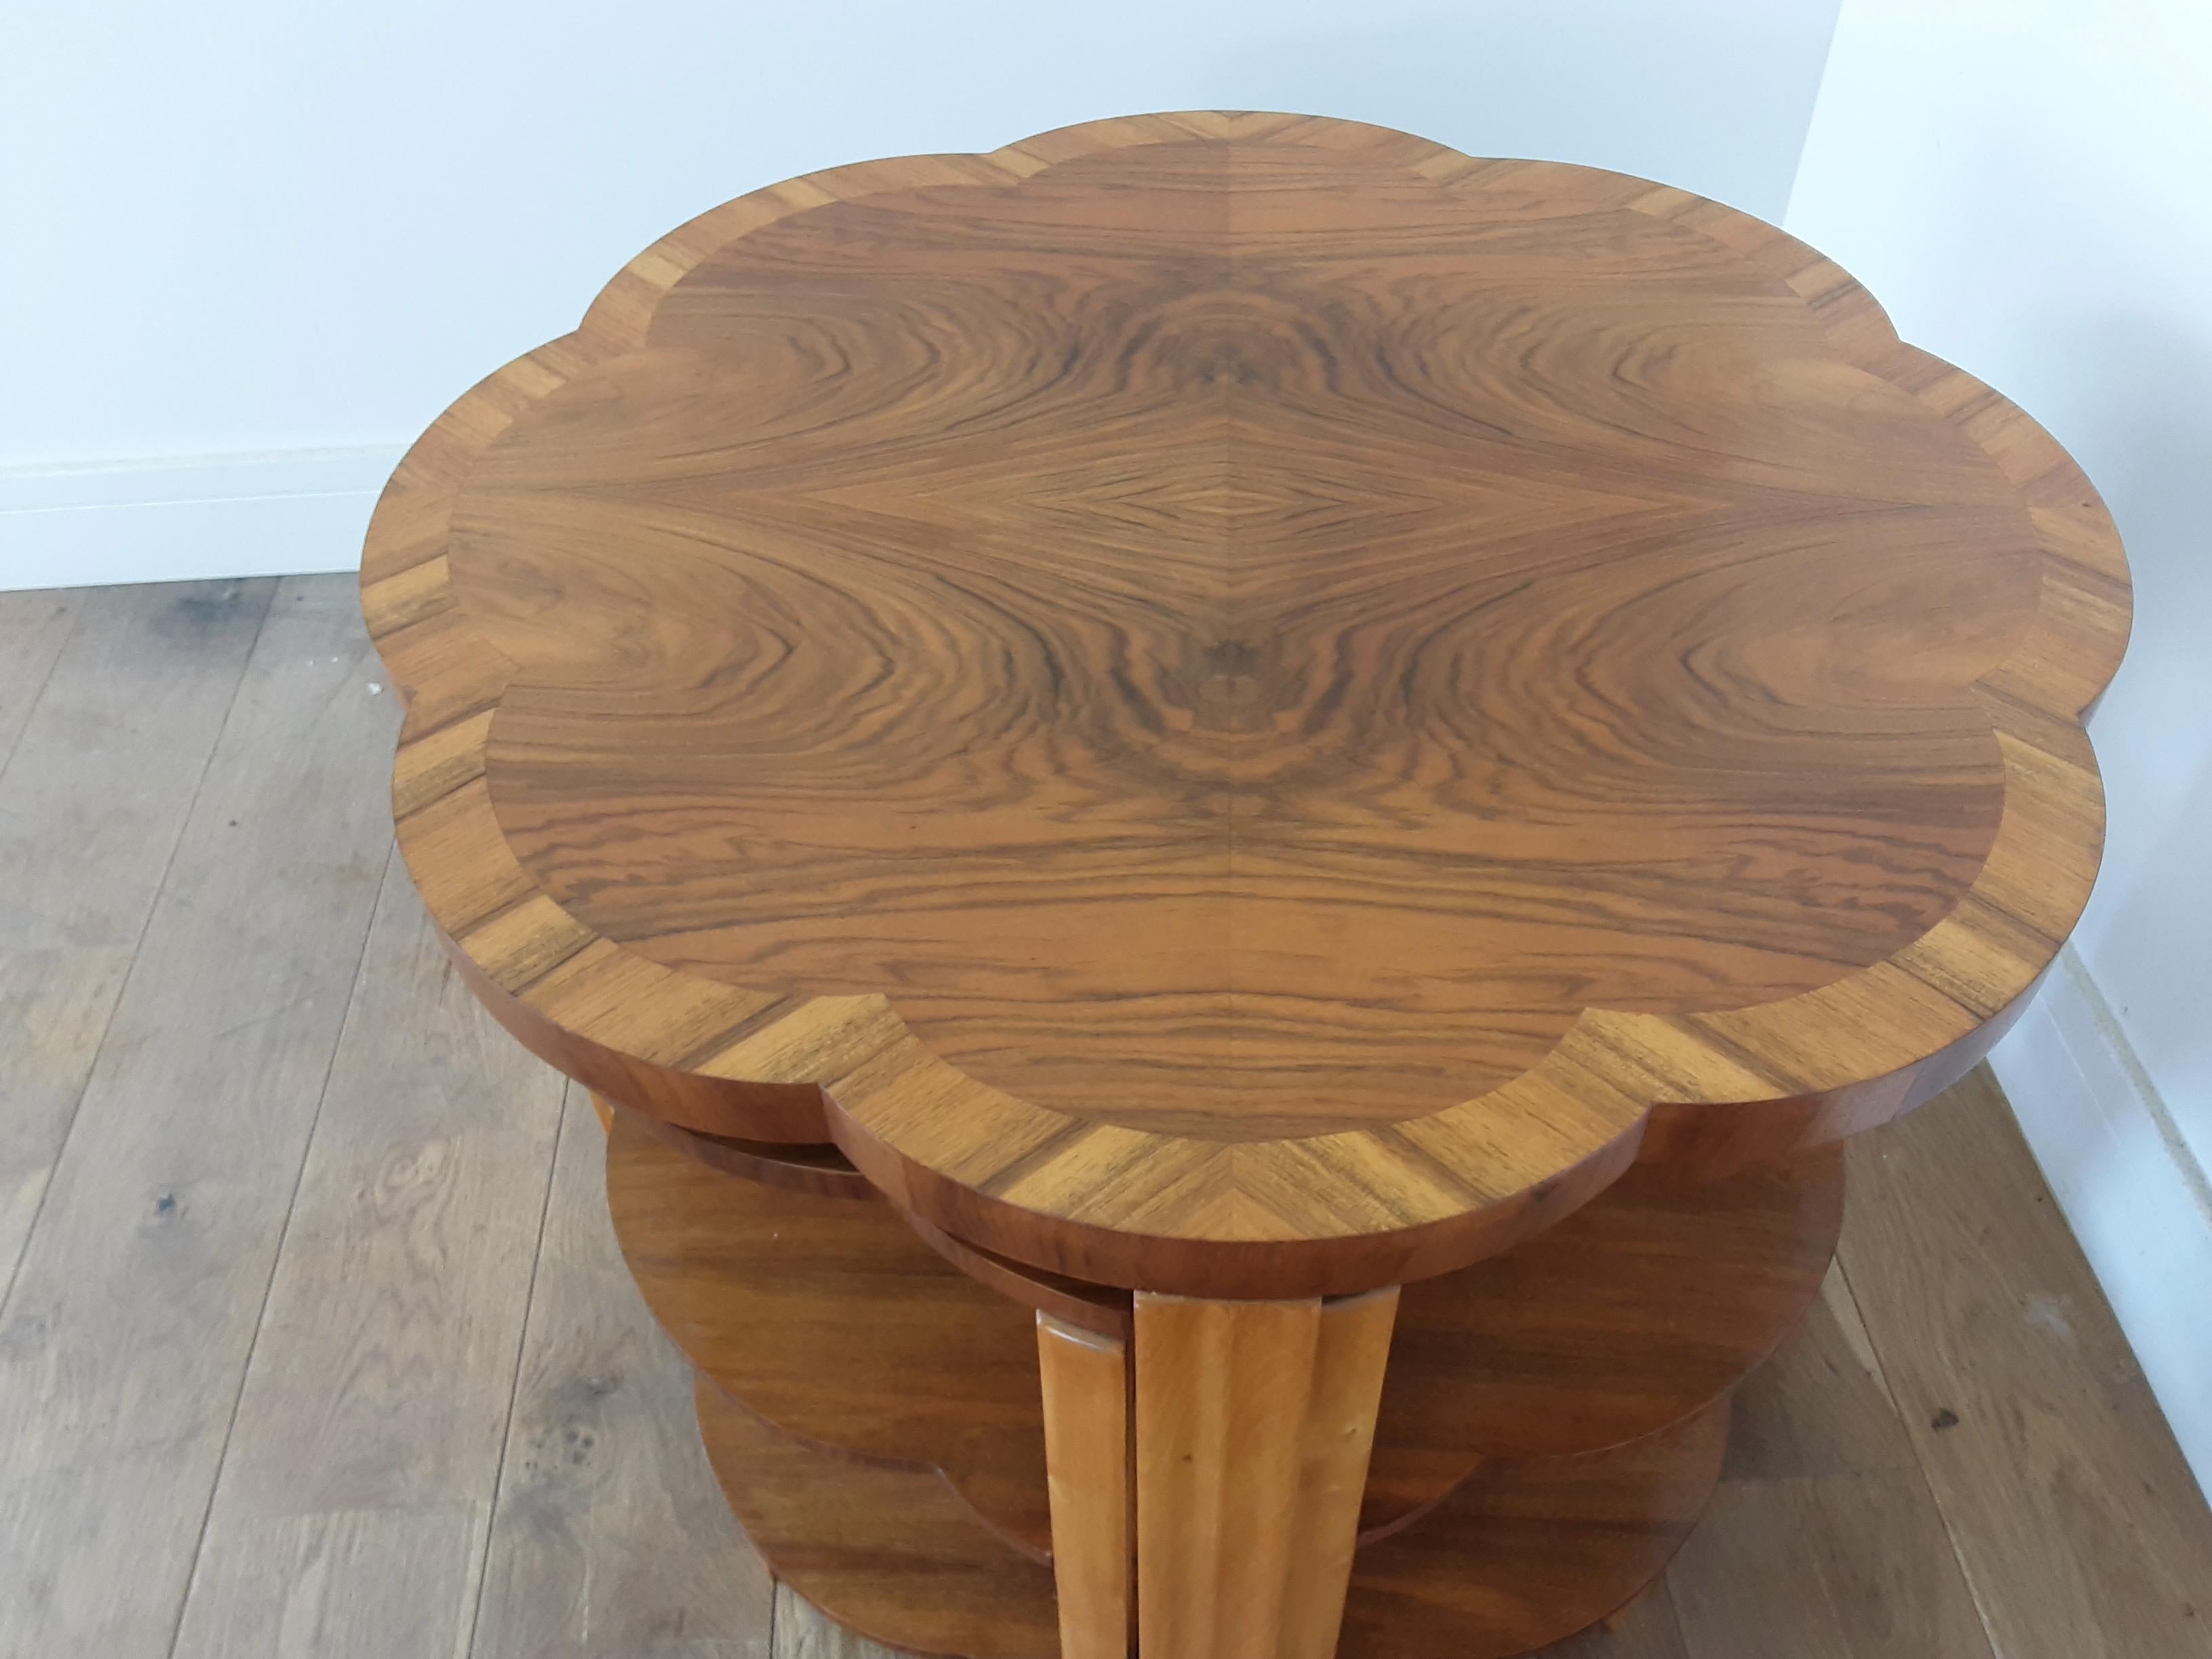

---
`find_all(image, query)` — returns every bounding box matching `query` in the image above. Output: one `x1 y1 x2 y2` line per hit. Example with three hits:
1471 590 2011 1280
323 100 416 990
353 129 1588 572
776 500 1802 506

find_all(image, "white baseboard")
1991 947 2212 1498
0 447 404 592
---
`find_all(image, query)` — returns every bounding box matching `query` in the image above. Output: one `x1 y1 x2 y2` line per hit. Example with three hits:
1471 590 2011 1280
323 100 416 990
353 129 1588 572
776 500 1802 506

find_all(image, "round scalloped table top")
362 111 2128 1296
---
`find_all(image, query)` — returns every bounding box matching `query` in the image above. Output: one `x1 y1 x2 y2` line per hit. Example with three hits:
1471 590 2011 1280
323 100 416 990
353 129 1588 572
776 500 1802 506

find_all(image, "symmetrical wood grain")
364 110 2129 1296
2 583 2198 1659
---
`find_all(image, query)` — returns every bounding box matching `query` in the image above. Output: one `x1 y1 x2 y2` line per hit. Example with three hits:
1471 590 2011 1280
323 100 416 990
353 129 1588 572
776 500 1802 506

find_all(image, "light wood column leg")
1038 1313 1134 1659
1132 1288 1399 1659
1279 1288 1399 1659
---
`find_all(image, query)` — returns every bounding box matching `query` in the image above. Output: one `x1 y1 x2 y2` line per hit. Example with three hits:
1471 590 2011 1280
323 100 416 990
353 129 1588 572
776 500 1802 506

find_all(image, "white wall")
1788 0 2212 1493
0 0 1843 590
3 0 2202 1497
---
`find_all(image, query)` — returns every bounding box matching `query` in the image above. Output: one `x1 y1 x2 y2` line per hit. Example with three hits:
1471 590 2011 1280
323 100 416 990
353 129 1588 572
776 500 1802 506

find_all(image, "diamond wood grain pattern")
1 576 2196 1659
362 110 2128 1300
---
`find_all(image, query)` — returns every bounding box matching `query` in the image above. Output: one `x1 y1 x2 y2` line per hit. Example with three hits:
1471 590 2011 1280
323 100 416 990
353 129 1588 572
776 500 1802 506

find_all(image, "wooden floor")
0 575 2207 1659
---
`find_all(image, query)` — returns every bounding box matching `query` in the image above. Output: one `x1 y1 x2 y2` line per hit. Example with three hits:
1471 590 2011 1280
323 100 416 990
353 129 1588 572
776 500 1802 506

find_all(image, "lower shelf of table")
602 1107 1841 1657
695 1368 1729 1659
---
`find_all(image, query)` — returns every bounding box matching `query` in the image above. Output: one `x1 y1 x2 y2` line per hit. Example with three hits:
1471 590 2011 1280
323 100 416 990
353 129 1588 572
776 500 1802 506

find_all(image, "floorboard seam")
462 1080 574 1659
0 578 276 1322
1831 1252 2009 1659
160 840 397 1659
0 588 83 781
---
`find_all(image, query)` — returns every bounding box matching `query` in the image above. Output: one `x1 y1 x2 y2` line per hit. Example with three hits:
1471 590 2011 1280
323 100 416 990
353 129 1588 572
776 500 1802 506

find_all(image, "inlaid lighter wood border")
364 111 2130 1297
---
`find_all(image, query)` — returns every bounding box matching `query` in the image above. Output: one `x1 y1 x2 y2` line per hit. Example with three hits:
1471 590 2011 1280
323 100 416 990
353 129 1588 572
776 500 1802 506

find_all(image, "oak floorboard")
0 574 2198 1659
1838 1069 2212 1658
771 1582 901 1659
1536 1585 1689 1658
168 871 567 1656
1668 1264 1994 1659
0 579 273 1294
164 1505 488 1659
0 585 80 770
468 1088 773 1659
0 575 396 1656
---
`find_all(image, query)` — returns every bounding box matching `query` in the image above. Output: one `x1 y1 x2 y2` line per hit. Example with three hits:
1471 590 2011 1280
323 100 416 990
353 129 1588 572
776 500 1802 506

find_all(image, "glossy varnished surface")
7 580 2205 1659
1035 1316 1132 1659
363 111 2129 1294
695 1377 1062 1659
604 1112 1058 1564
1340 1398 1731 1659
470 156 2036 1142
693 1354 1729 1659
603 1109 1844 1557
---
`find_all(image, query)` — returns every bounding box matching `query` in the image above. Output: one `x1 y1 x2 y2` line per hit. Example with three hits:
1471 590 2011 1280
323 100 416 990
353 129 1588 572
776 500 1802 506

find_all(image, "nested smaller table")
362 112 2128 1658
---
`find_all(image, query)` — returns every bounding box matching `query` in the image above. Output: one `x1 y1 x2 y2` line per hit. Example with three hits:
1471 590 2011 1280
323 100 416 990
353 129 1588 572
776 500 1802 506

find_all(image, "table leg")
1281 1289 1400 1659
1125 1288 1398 1659
1038 1314 1134 1659
609 1109 1825 1656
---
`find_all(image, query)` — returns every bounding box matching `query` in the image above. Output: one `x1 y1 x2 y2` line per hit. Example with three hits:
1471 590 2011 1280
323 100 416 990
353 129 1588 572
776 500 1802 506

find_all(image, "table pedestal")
598 1098 1843 1658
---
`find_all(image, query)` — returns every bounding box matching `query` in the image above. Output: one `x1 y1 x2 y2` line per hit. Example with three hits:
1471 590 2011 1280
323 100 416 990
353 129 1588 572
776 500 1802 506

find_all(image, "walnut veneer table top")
361 111 2128 1298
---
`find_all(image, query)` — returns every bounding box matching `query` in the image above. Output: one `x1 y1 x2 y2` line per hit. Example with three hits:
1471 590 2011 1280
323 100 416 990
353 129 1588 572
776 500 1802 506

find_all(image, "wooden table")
361 112 2129 1659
